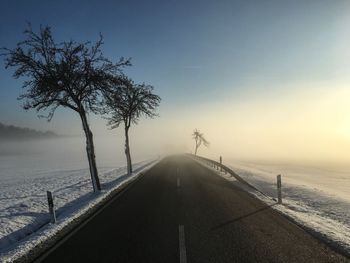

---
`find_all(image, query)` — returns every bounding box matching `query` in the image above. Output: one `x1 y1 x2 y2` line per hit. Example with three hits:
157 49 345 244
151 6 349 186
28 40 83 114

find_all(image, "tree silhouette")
104 77 160 174
192 129 209 155
2 25 130 192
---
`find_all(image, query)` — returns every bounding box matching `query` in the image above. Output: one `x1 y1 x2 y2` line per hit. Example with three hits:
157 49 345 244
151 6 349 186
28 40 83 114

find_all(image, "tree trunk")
124 126 132 175
80 110 101 192
194 138 198 155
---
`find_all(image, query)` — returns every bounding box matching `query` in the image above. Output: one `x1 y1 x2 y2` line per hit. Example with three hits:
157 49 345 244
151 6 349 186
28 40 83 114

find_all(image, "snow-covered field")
223 160 350 254
0 137 158 262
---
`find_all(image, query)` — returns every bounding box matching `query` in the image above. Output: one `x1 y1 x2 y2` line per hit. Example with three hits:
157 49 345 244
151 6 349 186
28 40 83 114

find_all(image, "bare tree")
1 25 130 192
192 129 209 155
104 77 160 174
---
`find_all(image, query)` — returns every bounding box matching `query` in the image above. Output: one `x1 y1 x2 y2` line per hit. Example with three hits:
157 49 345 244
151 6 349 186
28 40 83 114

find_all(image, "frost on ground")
0 159 158 262
197 158 350 255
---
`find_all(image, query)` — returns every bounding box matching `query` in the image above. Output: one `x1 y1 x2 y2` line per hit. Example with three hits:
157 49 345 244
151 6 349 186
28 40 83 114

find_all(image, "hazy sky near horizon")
1 0 350 162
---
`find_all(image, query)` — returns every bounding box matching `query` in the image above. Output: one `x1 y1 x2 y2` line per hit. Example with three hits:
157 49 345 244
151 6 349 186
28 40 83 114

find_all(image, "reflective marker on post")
47 191 57 223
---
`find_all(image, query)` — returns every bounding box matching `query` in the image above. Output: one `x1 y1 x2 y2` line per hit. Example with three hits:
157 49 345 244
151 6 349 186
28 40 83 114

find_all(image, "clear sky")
1 0 350 162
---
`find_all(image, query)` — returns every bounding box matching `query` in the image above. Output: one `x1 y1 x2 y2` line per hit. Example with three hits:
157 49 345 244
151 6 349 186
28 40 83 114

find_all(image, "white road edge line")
179 225 187 263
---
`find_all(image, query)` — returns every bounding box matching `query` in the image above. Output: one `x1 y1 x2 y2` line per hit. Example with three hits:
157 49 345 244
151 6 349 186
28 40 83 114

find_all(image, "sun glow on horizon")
156 83 350 163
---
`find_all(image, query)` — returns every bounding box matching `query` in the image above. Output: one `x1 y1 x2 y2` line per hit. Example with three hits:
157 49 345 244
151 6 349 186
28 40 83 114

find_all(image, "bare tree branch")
103 76 161 174
192 129 209 155
1 25 131 192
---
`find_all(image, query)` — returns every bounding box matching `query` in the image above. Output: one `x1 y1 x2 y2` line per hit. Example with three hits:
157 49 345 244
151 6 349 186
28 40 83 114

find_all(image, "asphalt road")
38 155 349 263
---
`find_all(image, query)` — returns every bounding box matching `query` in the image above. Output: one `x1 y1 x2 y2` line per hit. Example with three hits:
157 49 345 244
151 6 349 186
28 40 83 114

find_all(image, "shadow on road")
211 203 277 231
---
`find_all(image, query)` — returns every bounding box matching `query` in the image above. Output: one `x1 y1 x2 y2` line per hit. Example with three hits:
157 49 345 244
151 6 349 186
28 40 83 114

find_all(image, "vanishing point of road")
37 155 349 263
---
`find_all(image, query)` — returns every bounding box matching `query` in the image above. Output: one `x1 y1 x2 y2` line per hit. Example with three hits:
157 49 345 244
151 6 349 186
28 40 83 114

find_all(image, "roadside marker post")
277 175 282 204
220 156 223 172
47 191 57 224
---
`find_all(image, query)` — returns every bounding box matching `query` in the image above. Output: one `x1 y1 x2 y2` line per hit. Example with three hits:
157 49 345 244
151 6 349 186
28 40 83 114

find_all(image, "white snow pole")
277 175 282 204
47 191 57 224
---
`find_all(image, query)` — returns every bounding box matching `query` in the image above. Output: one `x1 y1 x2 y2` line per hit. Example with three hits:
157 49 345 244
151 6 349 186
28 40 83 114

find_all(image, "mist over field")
133 85 350 167
0 135 159 181
3 84 350 173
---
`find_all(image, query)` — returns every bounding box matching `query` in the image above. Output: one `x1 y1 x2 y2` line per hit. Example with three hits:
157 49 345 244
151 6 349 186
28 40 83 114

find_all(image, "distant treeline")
0 122 58 140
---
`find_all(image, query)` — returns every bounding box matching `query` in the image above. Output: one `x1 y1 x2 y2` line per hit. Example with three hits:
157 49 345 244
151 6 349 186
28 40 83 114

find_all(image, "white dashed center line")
178 225 187 263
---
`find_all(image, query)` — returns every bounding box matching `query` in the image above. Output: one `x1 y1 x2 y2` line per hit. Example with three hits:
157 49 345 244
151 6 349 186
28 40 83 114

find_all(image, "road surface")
37 155 349 263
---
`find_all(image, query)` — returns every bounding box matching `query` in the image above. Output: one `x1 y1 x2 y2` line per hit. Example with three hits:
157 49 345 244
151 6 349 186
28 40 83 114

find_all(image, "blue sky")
1 0 350 159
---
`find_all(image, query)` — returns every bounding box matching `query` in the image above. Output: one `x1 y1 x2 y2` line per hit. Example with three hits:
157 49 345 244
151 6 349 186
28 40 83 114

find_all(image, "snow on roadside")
0 159 159 262
228 161 350 252
195 157 350 255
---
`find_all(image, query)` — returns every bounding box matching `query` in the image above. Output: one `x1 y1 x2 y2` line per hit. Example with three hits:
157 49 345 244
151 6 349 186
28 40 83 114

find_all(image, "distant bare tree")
192 129 209 155
2 25 130 192
104 77 160 174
